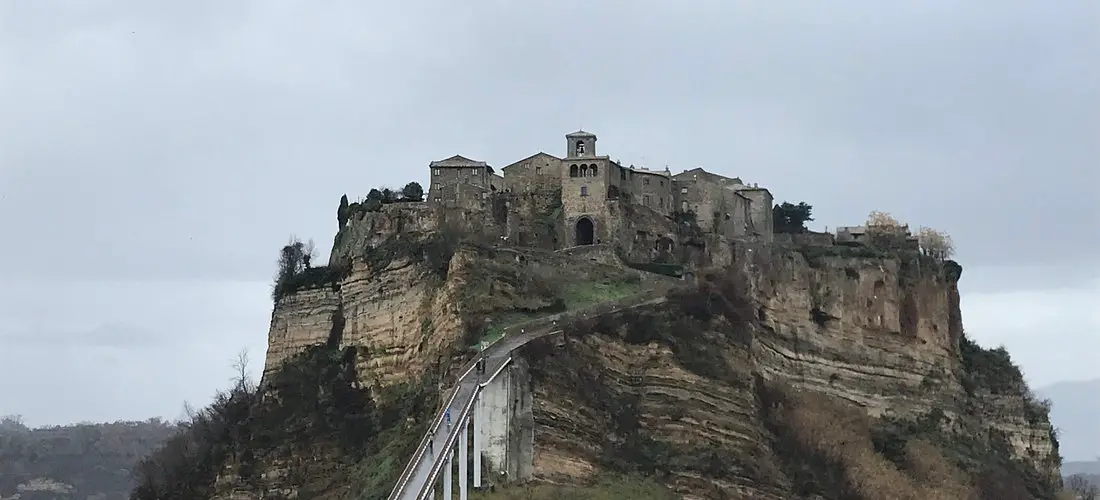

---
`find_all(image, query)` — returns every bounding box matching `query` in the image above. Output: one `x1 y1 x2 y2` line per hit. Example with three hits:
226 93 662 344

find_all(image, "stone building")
428 155 502 206
427 130 774 249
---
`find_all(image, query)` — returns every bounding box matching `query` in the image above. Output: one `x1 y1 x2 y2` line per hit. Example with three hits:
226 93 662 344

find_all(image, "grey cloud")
1 0 1098 424
2 323 164 348
2 0 1098 284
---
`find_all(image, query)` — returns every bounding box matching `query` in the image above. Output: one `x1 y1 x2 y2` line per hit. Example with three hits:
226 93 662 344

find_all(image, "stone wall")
475 356 535 482
499 190 562 250
561 158 613 246
501 153 563 194
773 231 835 247
738 187 774 241
672 171 749 237
624 167 674 215
429 165 493 203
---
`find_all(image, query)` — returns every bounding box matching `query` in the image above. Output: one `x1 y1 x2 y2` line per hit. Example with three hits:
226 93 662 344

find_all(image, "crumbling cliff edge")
230 228 1061 499
130 199 1064 500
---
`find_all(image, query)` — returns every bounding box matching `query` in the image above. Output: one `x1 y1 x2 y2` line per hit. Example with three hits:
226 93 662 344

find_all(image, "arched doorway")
575 217 595 246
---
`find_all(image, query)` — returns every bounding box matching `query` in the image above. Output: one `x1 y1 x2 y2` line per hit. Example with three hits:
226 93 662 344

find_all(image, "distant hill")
0 416 178 500
1037 378 1100 464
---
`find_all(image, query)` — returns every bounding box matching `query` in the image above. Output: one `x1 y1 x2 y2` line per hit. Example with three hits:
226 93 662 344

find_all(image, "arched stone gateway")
575 217 595 246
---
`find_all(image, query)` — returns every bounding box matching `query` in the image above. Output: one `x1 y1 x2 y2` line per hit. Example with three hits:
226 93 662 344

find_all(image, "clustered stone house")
427 130 774 249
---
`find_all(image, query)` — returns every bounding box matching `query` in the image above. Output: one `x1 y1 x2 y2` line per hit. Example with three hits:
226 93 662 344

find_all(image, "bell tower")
566 130 596 158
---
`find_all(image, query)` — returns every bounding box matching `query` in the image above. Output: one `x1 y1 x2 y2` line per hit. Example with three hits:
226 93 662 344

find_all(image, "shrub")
272 236 322 300
130 342 405 500
360 229 461 278
958 333 1026 395
273 264 351 300
772 201 814 234
401 182 424 202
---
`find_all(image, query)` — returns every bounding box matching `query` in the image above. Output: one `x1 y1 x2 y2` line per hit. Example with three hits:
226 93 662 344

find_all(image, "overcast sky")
1 1 1097 436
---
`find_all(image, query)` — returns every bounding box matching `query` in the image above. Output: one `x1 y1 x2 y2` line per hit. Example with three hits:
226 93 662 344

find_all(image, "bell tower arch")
566 130 596 158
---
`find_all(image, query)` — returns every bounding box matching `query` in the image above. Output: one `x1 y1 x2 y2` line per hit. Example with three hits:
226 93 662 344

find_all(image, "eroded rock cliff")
516 242 1061 499
138 205 1061 500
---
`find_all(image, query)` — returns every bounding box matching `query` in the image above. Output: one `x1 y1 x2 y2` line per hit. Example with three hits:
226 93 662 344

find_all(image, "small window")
725 213 731 220
643 194 650 206
434 169 440 175
643 178 650 185
536 166 542 175
576 140 586 155
591 165 598 176
580 185 588 197
658 197 663 208
680 187 688 194
434 197 441 202
660 180 664 186
471 169 478 176
570 164 579 177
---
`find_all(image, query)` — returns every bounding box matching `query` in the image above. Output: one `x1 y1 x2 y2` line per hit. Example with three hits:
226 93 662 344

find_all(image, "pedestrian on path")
445 408 452 430
428 437 434 455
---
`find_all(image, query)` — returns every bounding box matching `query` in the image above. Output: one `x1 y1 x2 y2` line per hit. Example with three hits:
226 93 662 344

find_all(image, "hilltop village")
327 129 928 275
426 130 775 250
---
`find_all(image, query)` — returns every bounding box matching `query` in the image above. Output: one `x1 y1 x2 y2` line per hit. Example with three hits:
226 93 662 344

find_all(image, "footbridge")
384 289 671 500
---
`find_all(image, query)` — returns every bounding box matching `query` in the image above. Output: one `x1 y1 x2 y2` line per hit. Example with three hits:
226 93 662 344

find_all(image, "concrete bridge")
384 291 671 500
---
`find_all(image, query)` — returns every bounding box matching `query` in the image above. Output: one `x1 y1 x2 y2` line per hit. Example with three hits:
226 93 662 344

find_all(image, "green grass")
561 277 642 310
471 276 643 348
467 475 677 499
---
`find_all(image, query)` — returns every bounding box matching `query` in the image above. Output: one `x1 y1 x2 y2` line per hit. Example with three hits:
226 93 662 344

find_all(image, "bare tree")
0 414 26 432
918 226 955 260
865 210 909 248
1066 474 1099 500
231 348 255 392
303 239 316 269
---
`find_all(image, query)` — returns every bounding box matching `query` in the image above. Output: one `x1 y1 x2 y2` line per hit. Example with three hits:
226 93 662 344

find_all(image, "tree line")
337 182 424 228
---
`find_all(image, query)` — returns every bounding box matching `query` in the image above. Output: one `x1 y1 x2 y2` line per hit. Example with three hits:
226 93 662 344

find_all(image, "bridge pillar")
459 416 469 500
472 394 482 488
443 449 452 500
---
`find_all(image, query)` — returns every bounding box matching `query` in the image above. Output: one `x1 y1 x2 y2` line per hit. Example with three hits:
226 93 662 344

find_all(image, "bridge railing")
386 285 677 499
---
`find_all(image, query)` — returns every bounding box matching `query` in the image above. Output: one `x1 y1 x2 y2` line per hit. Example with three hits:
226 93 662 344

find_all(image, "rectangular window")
680 187 688 194
643 178 650 185
434 169 440 175
471 169 478 176
660 180 664 186
580 186 588 197
643 194 651 206
536 166 542 175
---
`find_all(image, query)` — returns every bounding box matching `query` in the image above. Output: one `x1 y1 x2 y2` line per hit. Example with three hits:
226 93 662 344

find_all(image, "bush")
272 236 335 301
131 341 401 500
773 201 814 234
401 182 424 202
958 333 1026 395
272 264 351 300
361 230 461 277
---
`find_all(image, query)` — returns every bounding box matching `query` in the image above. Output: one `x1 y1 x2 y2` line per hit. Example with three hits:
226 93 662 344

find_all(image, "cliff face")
265 205 655 389
243 212 1059 499
518 243 1060 499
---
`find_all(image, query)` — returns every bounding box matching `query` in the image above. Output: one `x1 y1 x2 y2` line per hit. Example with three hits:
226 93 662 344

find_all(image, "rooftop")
429 155 489 168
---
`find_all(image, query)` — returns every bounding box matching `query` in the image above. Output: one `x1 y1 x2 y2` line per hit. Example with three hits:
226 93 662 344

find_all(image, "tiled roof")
429 155 489 168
